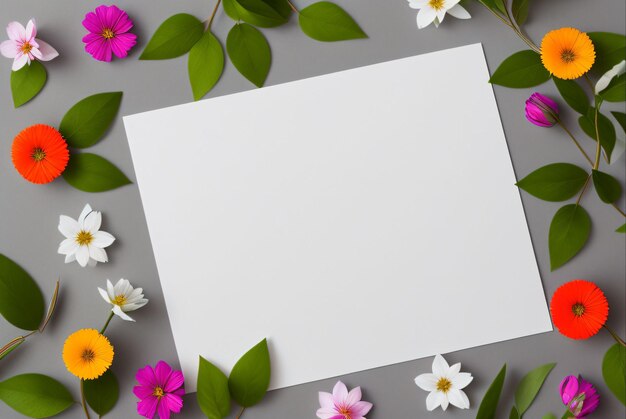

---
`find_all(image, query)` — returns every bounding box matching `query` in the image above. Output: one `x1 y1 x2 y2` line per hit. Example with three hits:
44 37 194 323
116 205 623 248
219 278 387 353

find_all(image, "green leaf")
588 32 626 75
592 169 622 203
0 374 73 418
514 363 556 416
489 50 550 88
512 0 530 26
140 14 205 60
480 0 506 14
10 61 47 108
616 223 626 233
510 406 520 419
477 364 507 419
603 343 626 405
0 254 44 331
542 415 557 419
224 0 291 28
188 31 224 101
62 153 131 193
612 111 626 133
228 338 271 407
600 74 626 102
227 23 271 88
197 357 231 419
553 78 589 114
59 92 122 148
549 204 591 270
299 1 367 42
83 370 118 416
516 163 588 202
579 109 616 161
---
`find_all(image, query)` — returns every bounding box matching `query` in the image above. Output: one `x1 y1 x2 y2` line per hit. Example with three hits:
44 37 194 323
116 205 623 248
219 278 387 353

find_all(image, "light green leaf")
10 61 47 108
62 153 131 193
515 363 556 416
510 406 520 419
188 31 224 101
549 204 591 271
228 338 271 407
59 92 122 149
299 1 367 42
0 337 25 361
489 50 550 88
477 364 507 419
592 170 622 203
579 109 616 161
553 78 589 114
140 14 205 60
512 0 531 26
227 23 271 88
0 254 44 331
588 32 626 75
542 414 557 419
197 357 231 419
83 370 118 417
0 374 73 418
600 74 626 102
612 111 626 133
224 0 291 28
603 343 626 405
616 223 626 233
516 163 588 202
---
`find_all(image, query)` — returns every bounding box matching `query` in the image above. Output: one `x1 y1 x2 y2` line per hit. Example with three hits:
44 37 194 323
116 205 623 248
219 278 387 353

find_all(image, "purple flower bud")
525 93 559 127
559 375 600 418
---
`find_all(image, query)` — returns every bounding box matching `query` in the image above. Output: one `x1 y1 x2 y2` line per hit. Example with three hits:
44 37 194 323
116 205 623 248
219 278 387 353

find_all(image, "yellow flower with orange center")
541 27 595 80
62 329 114 380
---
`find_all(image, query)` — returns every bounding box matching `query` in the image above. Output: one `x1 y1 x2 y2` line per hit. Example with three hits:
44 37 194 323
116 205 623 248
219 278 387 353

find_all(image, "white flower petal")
98 287 112 304
440 393 449 411
58 215 80 238
596 60 626 94
113 305 135 322
75 245 90 267
58 238 78 255
78 204 93 225
12 54 29 70
35 39 58 61
64 253 76 264
408 0 429 9
436 8 447 23
332 381 349 403
0 40 17 58
89 246 108 263
106 280 116 300
92 231 115 248
426 391 444 411
432 354 450 377
452 372 473 390
6 21 26 41
447 4 471 19
83 211 102 233
415 373 438 391
114 278 130 296
448 362 461 377
87 258 98 267
123 300 148 312
416 7 437 29
448 389 470 409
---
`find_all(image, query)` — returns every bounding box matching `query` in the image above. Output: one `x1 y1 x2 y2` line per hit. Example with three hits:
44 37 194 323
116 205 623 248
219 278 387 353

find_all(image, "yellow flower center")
560 49 577 63
153 386 164 398
102 28 115 39
428 0 445 10
338 407 351 419
31 147 46 162
81 348 95 362
75 230 94 246
436 377 452 393
113 295 127 306
21 42 33 54
572 303 586 317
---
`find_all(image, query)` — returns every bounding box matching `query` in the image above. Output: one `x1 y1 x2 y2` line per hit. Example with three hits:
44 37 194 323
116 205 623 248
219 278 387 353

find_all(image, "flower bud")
525 93 559 127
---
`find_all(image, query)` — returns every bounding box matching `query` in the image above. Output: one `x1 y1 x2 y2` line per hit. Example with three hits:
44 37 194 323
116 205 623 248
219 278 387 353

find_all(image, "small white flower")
98 278 148 322
415 354 473 411
407 0 471 29
58 204 115 267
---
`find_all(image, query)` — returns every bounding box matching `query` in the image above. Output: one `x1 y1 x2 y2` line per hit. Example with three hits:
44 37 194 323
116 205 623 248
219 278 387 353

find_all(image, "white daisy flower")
415 354 473 411
58 204 115 267
407 0 471 29
98 278 148 322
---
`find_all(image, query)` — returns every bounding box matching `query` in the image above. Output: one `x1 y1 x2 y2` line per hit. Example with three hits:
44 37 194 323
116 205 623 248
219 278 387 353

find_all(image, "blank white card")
124 43 552 392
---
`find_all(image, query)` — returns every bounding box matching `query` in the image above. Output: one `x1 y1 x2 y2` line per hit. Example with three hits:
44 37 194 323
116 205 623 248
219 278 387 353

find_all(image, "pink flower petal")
112 12 133 34
351 400 373 416
6 21 26 42
164 370 184 393
136 365 158 389
35 39 58 61
95 5 113 28
155 361 173 386
332 381 348 404
316 407 342 419
82 32 101 43
162 393 184 413
345 386 362 406
137 395 159 419
318 391 334 409
133 385 154 400
82 12 102 34
0 40 17 58
12 53 28 71
157 398 171 419
85 37 112 62
25 19 36 41
110 32 136 58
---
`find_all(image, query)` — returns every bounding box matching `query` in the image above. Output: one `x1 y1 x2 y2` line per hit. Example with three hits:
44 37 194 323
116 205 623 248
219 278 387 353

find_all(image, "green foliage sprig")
141 0 367 101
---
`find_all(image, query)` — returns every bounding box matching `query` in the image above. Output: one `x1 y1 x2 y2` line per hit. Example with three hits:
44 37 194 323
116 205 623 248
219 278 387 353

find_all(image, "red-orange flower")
550 280 609 340
12 124 69 184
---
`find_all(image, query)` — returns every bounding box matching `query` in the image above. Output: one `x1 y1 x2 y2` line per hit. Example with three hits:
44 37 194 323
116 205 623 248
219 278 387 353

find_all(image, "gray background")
1 0 624 418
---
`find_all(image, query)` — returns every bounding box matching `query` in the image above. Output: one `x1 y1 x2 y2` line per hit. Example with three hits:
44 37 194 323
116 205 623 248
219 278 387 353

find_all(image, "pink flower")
559 375 600 418
317 381 373 419
133 360 185 419
82 5 137 62
0 19 58 71
525 92 559 127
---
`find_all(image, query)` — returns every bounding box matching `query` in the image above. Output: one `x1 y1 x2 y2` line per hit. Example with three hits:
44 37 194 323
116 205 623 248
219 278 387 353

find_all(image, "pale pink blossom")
317 381 373 419
0 19 58 71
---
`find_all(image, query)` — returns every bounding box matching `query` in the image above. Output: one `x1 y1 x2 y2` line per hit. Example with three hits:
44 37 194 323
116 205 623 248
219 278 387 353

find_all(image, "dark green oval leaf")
299 1 367 42
489 50 550 88
477 364 507 419
59 92 122 149
509 406 520 419
62 153 131 193
588 32 626 75
197 356 231 419
188 31 224 101
0 254 45 331
225 0 291 28
227 23 271 88
480 0 506 14
515 363 556 415
140 14 205 60
0 374 73 418
83 370 118 416
11 61 47 108
553 78 589 115
549 204 591 271
600 74 626 102
228 338 271 407
612 111 626 133
512 0 530 26
603 343 625 405
592 170 622 203
516 163 588 202
617 223 626 233
579 109 616 161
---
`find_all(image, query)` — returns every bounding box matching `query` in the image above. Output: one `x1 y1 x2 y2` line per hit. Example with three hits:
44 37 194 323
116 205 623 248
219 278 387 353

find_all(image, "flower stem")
604 325 626 347
287 0 299 13
208 0 223 30
592 105 602 170
236 407 246 419
479 2 540 52
576 175 591 206
80 380 91 419
557 122 594 165
100 312 114 334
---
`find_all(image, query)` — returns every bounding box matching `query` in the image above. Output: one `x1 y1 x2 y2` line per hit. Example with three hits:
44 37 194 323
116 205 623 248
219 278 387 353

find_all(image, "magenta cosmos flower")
133 360 185 419
559 375 600 418
82 5 137 62
525 92 559 127
317 381 373 419
0 19 58 71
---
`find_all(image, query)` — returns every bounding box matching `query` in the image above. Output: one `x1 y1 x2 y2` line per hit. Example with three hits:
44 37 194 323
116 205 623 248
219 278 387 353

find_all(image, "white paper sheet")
124 43 552 392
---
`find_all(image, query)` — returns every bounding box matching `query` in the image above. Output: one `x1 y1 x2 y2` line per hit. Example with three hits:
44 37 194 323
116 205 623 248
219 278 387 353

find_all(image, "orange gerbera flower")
12 124 69 184
541 28 595 80
550 280 608 340
63 329 114 380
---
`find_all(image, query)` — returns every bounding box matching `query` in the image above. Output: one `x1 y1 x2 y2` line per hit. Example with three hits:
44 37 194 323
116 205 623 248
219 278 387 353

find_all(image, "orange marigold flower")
12 124 69 184
550 280 608 340
541 27 595 80
63 329 114 380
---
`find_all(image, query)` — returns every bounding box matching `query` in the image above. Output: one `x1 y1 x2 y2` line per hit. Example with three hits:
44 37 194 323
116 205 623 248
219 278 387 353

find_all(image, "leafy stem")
80 380 91 419
287 0 299 13
100 311 114 334
592 102 602 170
208 0 223 30
576 175 591 206
556 122 594 165
236 406 246 419
479 1 540 52
604 324 626 347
